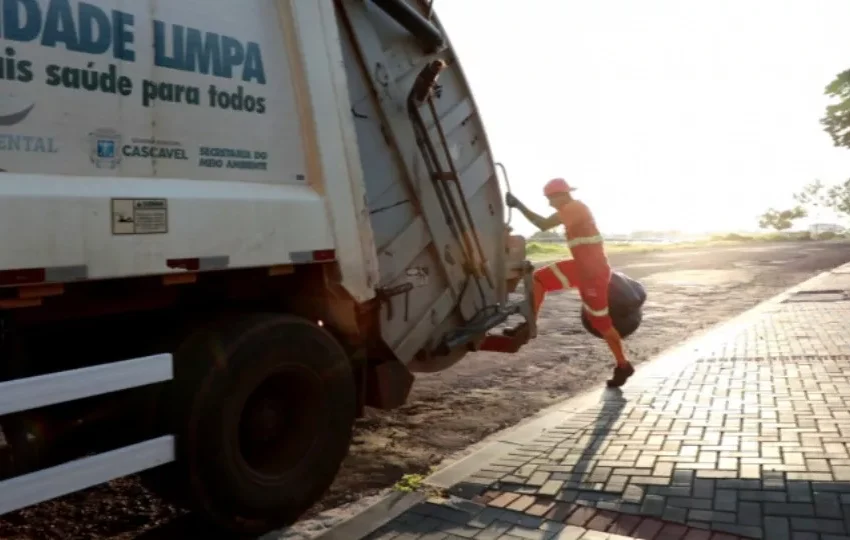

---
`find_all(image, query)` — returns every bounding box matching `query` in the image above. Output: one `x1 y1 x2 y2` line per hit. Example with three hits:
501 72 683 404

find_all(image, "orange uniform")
505 177 633 387
533 200 614 333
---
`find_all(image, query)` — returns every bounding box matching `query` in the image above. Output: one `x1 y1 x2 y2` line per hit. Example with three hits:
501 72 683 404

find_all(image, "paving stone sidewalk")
356 265 850 540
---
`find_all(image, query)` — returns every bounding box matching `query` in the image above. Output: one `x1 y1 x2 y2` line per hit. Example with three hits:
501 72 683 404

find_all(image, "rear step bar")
0 354 174 515
433 260 537 355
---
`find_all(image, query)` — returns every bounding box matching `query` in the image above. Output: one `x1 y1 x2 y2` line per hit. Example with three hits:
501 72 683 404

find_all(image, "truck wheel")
159 314 356 534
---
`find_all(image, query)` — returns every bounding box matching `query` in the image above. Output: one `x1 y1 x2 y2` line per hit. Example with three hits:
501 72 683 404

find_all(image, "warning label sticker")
112 199 168 235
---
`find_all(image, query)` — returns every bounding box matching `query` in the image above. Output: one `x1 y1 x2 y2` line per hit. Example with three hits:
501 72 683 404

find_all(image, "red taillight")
312 249 336 262
166 258 200 271
0 268 46 286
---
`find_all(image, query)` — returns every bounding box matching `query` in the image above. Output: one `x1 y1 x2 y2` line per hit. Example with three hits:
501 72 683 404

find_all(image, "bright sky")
436 0 850 235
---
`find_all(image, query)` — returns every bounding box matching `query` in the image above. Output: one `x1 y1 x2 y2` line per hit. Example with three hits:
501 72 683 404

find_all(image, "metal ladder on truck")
405 59 537 355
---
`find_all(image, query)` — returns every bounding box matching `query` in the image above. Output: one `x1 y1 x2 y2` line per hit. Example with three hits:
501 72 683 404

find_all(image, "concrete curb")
304 492 425 540
304 264 845 540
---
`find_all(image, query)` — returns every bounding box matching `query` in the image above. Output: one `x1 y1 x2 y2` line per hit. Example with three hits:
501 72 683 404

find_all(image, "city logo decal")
89 128 122 169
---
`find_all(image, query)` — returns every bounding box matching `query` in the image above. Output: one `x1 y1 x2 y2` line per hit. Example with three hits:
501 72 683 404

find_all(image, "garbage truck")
0 0 536 534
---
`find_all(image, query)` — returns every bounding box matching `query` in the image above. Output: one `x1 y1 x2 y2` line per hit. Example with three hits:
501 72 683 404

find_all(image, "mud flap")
364 359 415 410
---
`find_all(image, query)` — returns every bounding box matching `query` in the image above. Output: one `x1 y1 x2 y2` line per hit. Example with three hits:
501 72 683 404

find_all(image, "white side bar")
0 354 173 417
0 435 175 515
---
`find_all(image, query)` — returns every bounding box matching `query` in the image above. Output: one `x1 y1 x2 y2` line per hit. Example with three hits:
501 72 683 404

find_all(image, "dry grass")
525 231 845 262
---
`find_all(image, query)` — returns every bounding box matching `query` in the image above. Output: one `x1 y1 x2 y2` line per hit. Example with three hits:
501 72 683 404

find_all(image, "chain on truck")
0 0 537 534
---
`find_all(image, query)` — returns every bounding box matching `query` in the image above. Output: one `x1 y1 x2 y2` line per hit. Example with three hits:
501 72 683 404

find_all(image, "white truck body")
0 0 376 298
0 0 535 533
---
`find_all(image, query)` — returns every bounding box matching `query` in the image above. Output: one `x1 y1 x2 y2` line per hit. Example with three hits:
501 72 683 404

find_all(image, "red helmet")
543 178 575 197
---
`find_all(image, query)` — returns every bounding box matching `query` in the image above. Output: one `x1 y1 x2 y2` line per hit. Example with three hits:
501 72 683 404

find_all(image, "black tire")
149 314 356 535
581 307 643 340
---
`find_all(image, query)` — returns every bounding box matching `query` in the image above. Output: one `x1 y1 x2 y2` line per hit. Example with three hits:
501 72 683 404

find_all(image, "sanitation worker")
505 178 634 387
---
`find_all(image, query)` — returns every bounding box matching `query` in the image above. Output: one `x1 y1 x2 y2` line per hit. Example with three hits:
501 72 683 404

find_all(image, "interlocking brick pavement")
361 494 722 540
356 268 850 540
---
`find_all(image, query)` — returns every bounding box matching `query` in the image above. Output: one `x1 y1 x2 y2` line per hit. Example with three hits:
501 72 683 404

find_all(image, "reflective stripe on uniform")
567 235 604 248
548 263 571 288
583 303 610 317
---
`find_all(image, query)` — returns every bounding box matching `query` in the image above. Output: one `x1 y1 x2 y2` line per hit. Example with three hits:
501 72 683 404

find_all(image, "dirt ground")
1 241 849 539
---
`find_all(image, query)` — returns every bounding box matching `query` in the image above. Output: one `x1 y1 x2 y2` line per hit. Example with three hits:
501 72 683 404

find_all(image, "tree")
795 179 850 219
793 179 828 207
758 206 807 231
824 180 850 217
821 69 850 150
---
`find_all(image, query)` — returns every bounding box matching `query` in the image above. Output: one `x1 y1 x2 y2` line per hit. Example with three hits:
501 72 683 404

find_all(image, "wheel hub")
237 368 323 479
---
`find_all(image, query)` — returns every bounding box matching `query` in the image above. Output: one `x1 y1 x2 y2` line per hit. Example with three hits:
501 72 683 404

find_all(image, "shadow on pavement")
566 388 628 489
359 388 631 539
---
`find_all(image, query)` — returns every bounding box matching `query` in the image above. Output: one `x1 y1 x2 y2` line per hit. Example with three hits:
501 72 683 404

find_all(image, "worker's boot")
606 363 634 388
601 327 633 387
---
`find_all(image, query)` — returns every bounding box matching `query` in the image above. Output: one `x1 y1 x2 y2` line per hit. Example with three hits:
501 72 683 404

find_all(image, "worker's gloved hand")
505 193 520 208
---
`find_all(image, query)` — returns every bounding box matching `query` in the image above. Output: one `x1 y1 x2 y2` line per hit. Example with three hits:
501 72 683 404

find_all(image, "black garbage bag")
581 306 643 339
581 271 647 339
607 270 647 314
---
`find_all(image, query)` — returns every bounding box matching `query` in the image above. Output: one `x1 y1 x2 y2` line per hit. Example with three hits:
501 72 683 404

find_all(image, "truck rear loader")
0 0 536 534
